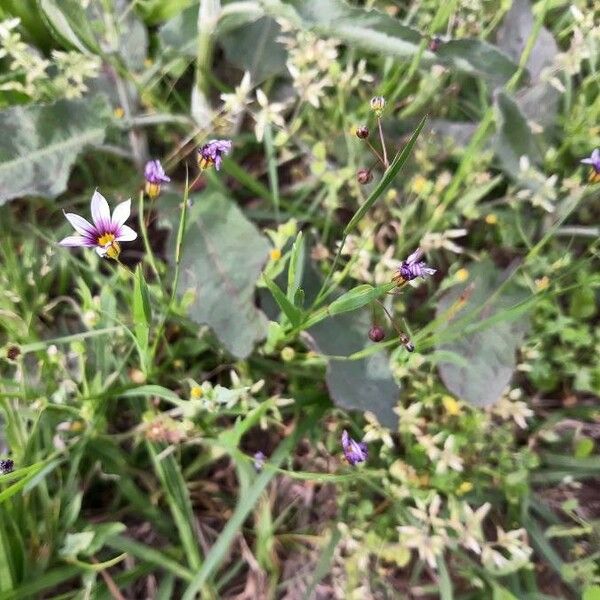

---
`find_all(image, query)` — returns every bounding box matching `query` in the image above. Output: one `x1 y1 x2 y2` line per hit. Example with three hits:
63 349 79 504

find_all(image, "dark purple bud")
342 430 368 466
356 125 369 139
429 36 443 52
357 168 373 185
368 325 385 342
6 345 20 361
0 459 14 475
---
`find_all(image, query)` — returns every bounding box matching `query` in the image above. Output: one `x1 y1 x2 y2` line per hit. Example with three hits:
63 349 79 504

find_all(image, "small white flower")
253 88 287 142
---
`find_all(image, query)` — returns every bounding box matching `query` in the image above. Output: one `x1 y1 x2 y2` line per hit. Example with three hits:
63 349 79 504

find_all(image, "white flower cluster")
0 19 100 101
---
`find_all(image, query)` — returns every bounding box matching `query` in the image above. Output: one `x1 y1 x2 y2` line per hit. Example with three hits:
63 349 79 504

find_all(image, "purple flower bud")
356 125 369 139
0 459 14 475
429 36 443 52
368 325 385 342
144 159 170 199
357 168 373 184
581 149 600 182
197 139 232 171
394 248 436 283
342 430 368 466
253 451 266 471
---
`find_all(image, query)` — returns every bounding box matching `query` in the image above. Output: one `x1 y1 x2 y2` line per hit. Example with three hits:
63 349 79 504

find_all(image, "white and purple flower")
394 248 436 283
581 148 600 182
197 139 232 171
59 190 137 260
342 430 368 466
144 159 170 198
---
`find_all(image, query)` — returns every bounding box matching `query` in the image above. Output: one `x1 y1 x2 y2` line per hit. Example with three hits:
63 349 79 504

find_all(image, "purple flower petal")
405 248 424 265
144 159 170 184
59 235 94 247
63 212 96 237
342 430 368 465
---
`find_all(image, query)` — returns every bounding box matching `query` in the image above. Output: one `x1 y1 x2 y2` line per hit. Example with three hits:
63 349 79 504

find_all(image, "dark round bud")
357 168 373 185
356 125 369 139
6 345 20 361
405 341 415 352
429 36 442 52
368 326 385 342
0 459 14 475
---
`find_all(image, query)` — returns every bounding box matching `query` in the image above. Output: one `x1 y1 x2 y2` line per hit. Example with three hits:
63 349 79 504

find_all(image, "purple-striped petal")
91 190 111 231
115 224 137 242
405 248 424 265
63 212 96 237
59 235 94 247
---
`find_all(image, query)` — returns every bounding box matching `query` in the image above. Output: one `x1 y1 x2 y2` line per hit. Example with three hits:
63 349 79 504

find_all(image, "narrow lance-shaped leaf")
345 115 426 234
328 283 395 316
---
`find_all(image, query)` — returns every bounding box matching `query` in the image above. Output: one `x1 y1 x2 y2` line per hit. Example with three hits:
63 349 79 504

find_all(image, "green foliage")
0 0 599 597
0 95 109 203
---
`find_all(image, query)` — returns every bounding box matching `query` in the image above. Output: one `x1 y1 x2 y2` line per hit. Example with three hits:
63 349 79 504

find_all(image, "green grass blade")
344 115 427 234
182 405 326 599
147 442 203 571
304 526 342 600
107 535 194 582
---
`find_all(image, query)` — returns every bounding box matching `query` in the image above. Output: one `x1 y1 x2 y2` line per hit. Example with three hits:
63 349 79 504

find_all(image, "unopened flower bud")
368 326 385 342
355 125 369 139
6 345 20 361
429 36 443 52
357 168 373 185
370 96 386 115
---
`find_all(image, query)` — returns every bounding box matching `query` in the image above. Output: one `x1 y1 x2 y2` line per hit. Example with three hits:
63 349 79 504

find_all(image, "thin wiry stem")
377 116 389 168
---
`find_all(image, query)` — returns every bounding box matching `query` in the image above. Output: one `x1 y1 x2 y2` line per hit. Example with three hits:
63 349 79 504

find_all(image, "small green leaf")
345 116 426 234
287 231 305 303
583 585 600 600
328 283 394 316
574 437 595 459
59 532 95 559
133 265 152 357
263 275 302 327
569 285 597 320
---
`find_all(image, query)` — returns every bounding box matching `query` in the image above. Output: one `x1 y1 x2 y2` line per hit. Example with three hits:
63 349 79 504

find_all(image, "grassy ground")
0 0 599 598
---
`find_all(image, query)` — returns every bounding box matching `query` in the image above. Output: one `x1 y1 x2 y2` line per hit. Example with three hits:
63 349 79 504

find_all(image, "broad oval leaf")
0 95 109 204
435 259 530 407
165 191 270 359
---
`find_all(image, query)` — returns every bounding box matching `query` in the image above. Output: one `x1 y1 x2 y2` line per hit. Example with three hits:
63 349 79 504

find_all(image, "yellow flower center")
442 395 462 416
98 233 115 246
97 233 120 260
190 386 203 399
455 268 469 282
270 248 282 261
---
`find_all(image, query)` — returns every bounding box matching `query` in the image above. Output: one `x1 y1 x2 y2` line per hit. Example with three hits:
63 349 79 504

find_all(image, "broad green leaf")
165 191 270 358
219 16 288 84
495 0 560 127
133 265 152 357
263 275 302 326
436 39 519 86
435 260 530 407
0 96 109 204
494 90 542 178
308 309 399 428
262 0 519 83
328 283 394 316
345 116 426 234
38 0 101 54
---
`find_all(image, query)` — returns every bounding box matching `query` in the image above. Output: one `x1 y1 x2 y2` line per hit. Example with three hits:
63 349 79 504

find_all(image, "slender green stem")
376 116 389 168
138 190 161 283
